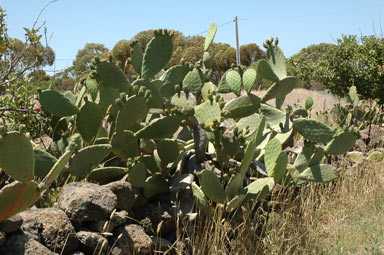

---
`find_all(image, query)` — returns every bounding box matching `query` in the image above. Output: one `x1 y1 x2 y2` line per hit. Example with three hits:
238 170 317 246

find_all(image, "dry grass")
175 159 384 255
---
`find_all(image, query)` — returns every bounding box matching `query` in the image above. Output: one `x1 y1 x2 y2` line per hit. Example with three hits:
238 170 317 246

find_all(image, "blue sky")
2 0 384 74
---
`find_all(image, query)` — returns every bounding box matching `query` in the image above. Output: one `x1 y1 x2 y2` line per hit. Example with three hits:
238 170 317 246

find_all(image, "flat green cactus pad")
41 150 72 188
143 174 169 198
183 68 205 96
135 115 182 139
160 65 189 98
225 70 242 96
157 139 180 164
226 194 246 213
204 22 217 51
221 131 240 157
142 30 173 79
130 40 143 75
116 95 148 133
366 151 384 162
294 144 315 170
0 181 41 221
222 94 261 119
305 97 313 110
264 138 282 174
266 43 287 81
39 90 79 117
111 131 139 160
0 132 34 183
262 76 297 102
133 79 164 109
235 113 263 139
293 118 334 144
238 139 257 176
76 102 104 143
225 174 244 201
201 82 217 101
298 164 337 182
34 148 57 179
191 182 214 215
88 167 128 184
69 144 112 178
260 104 291 132
244 177 274 201
99 84 119 113
128 161 146 188
171 92 196 112
96 61 130 90
242 67 257 93
85 78 98 102
256 59 280 83
203 52 213 69
325 131 357 155
200 170 226 204
194 100 221 128
218 70 232 93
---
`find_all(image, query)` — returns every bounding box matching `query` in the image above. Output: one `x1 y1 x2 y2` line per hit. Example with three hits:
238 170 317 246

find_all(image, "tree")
291 36 384 102
72 43 109 76
240 43 266 66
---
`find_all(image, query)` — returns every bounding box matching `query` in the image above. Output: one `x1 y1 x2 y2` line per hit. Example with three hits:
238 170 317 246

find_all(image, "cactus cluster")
1 23 374 222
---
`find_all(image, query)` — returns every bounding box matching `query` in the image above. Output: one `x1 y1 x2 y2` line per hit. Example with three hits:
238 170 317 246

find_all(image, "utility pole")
235 16 241 66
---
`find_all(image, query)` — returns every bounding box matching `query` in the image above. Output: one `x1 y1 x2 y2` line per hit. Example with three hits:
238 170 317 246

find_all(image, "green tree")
240 43 266 66
72 43 109 76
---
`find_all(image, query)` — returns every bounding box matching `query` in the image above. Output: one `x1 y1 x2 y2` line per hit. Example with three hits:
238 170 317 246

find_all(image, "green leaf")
200 170 226 204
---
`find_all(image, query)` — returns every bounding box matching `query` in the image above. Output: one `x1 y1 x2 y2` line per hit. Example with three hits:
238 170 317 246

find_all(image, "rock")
0 214 23 233
151 236 172 251
57 182 117 223
0 233 58 255
87 210 130 233
18 208 79 254
76 231 108 254
20 219 43 242
68 252 85 255
0 230 5 246
134 203 175 235
111 224 153 255
103 181 136 211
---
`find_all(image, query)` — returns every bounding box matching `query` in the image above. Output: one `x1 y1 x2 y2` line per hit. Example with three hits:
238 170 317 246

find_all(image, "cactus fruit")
135 115 182 139
293 118 334 143
225 70 242 96
298 164 337 182
182 67 205 96
87 167 128 184
204 22 217 51
0 181 41 221
39 90 79 117
116 95 148 133
96 61 130 90
130 40 143 75
76 102 104 143
200 169 226 204
222 94 261 119
142 30 174 79
0 132 34 182
325 131 357 155
68 144 112 178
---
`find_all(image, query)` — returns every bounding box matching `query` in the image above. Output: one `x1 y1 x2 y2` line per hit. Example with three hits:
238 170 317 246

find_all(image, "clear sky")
2 0 384 74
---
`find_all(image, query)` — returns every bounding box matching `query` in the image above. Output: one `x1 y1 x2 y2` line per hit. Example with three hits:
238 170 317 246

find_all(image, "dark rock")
20 219 43 242
134 203 175 235
76 231 108 254
57 182 117 223
0 214 23 233
88 210 130 233
68 252 85 255
151 236 172 251
0 230 5 246
0 233 58 255
132 188 148 209
110 224 153 255
103 181 136 211
18 207 79 254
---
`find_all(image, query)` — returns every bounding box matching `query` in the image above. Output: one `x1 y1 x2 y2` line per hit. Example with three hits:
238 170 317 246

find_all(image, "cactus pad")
194 101 221 128
182 68 205 96
222 94 261 118
111 131 138 160
366 151 384 162
160 64 189 97
201 82 217 101
76 102 104 143
191 182 214 215
260 103 291 132
0 181 41 221
204 22 217 51
34 149 57 179
0 132 34 182
256 59 280 83
135 115 182 139
157 139 180 164
261 76 297 102
171 91 196 112
293 118 334 144
242 67 257 93
200 169 226 204
41 150 72 188
39 90 79 117
87 167 128 184
96 61 130 90
325 131 356 155
130 40 143 75
225 70 242 96
244 177 274 201
85 78 98 102
266 43 287 80
298 164 337 182
128 161 146 188
225 174 244 200
116 95 148 133
142 30 173 79
221 130 240 157
203 52 213 69
143 174 169 198
69 144 112 178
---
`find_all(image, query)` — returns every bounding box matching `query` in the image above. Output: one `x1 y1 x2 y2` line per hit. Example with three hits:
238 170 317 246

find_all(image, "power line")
195 19 234 36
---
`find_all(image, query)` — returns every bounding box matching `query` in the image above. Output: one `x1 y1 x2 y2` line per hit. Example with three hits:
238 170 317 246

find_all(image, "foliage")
291 35 384 102
72 43 109 76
